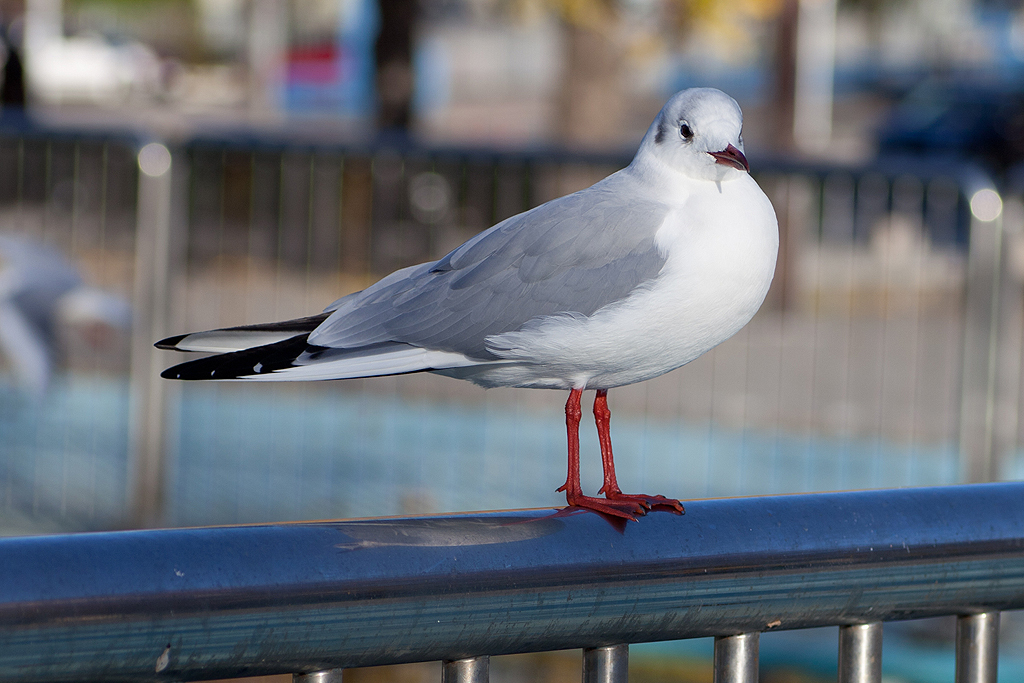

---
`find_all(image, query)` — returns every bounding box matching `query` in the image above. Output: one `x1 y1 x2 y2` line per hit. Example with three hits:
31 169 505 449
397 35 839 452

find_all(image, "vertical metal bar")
98 143 109 245
997 197 1024 480
956 612 1000 683
583 644 628 683
839 623 882 683
128 142 182 528
714 633 759 683
42 140 51 237
276 151 287 268
15 137 23 216
70 142 80 249
305 153 316 295
294 670 344 683
960 188 1005 483
442 655 489 683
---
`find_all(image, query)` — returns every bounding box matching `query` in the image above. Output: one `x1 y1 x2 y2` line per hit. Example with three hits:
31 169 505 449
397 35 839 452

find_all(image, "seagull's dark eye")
679 121 694 141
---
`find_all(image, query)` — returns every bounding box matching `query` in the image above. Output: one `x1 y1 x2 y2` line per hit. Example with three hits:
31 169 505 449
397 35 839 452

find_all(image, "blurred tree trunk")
247 0 287 119
375 0 415 133
1 35 24 108
0 0 24 112
554 6 624 149
771 0 798 152
763 0 800 311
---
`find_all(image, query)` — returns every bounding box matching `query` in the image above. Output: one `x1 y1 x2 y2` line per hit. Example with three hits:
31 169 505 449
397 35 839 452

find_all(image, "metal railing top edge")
0 116 999 200
177 130 998 192
0 118 153 150
2 483 1023 682
181 129 640 169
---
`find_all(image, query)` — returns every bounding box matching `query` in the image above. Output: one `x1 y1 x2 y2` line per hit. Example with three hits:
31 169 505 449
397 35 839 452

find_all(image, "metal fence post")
583 644 628 683
295 670 344 683
994 195 1024 481
127 142 184 528
960 187 1006 483
714 633 759 683
956 612 1000 683
442 656 489 683
838 623 882 683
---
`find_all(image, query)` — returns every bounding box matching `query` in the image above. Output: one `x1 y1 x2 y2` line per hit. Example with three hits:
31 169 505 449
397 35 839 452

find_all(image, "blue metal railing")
2 483 1023 682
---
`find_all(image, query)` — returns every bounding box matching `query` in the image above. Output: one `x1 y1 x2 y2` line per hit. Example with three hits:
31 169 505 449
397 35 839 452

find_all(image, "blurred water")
0 375 129 531
167 379 963 525
0 373 960 531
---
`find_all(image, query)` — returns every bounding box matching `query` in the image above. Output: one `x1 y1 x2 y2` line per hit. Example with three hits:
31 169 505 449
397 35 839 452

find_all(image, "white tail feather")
170 330 301 353
234 346 483 381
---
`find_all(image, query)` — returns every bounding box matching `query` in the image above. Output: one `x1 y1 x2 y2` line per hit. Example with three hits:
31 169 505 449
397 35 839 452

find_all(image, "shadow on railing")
1 482 1022 683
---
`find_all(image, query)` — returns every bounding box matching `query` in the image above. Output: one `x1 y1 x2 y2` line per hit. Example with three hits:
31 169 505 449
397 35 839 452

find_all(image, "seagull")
158 88 779 520
0 234 132 396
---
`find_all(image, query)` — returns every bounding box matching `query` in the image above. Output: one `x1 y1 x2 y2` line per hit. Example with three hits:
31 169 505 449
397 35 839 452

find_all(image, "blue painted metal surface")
1 483 1024 682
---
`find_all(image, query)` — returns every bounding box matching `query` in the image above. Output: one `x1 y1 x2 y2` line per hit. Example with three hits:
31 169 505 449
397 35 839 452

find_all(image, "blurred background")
2 0 1024 680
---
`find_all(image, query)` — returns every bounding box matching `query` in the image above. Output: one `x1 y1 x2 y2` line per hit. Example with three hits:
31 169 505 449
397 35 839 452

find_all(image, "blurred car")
876 77 1024 173
26 34 162 106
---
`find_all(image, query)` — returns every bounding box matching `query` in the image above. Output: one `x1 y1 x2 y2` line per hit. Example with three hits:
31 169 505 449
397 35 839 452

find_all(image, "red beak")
709 144 749 172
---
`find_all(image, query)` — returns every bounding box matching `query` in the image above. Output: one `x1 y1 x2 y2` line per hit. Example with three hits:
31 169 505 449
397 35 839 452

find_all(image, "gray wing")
308 178 669 359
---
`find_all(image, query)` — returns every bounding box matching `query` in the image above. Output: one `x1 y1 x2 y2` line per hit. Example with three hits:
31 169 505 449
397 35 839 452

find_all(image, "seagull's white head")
635 88 748 183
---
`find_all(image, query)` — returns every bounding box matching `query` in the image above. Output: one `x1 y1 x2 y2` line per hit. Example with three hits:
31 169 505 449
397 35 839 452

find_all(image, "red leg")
593 389 622 496
557 388 584 501
594 389 685 514
557 388 645 521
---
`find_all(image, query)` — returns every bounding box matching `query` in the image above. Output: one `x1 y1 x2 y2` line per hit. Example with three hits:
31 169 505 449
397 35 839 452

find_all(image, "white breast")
474 174 778 390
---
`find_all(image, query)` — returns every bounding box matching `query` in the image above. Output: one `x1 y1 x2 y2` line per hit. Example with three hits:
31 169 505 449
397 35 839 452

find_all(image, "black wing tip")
154 313 331 352
155 333 189 351
159 334 311 381
160 365 186 380
160 360 245 381
230 312 331 333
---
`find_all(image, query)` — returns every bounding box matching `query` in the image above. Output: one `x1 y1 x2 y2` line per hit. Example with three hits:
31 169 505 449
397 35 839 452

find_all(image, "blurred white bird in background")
0 234 131 396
